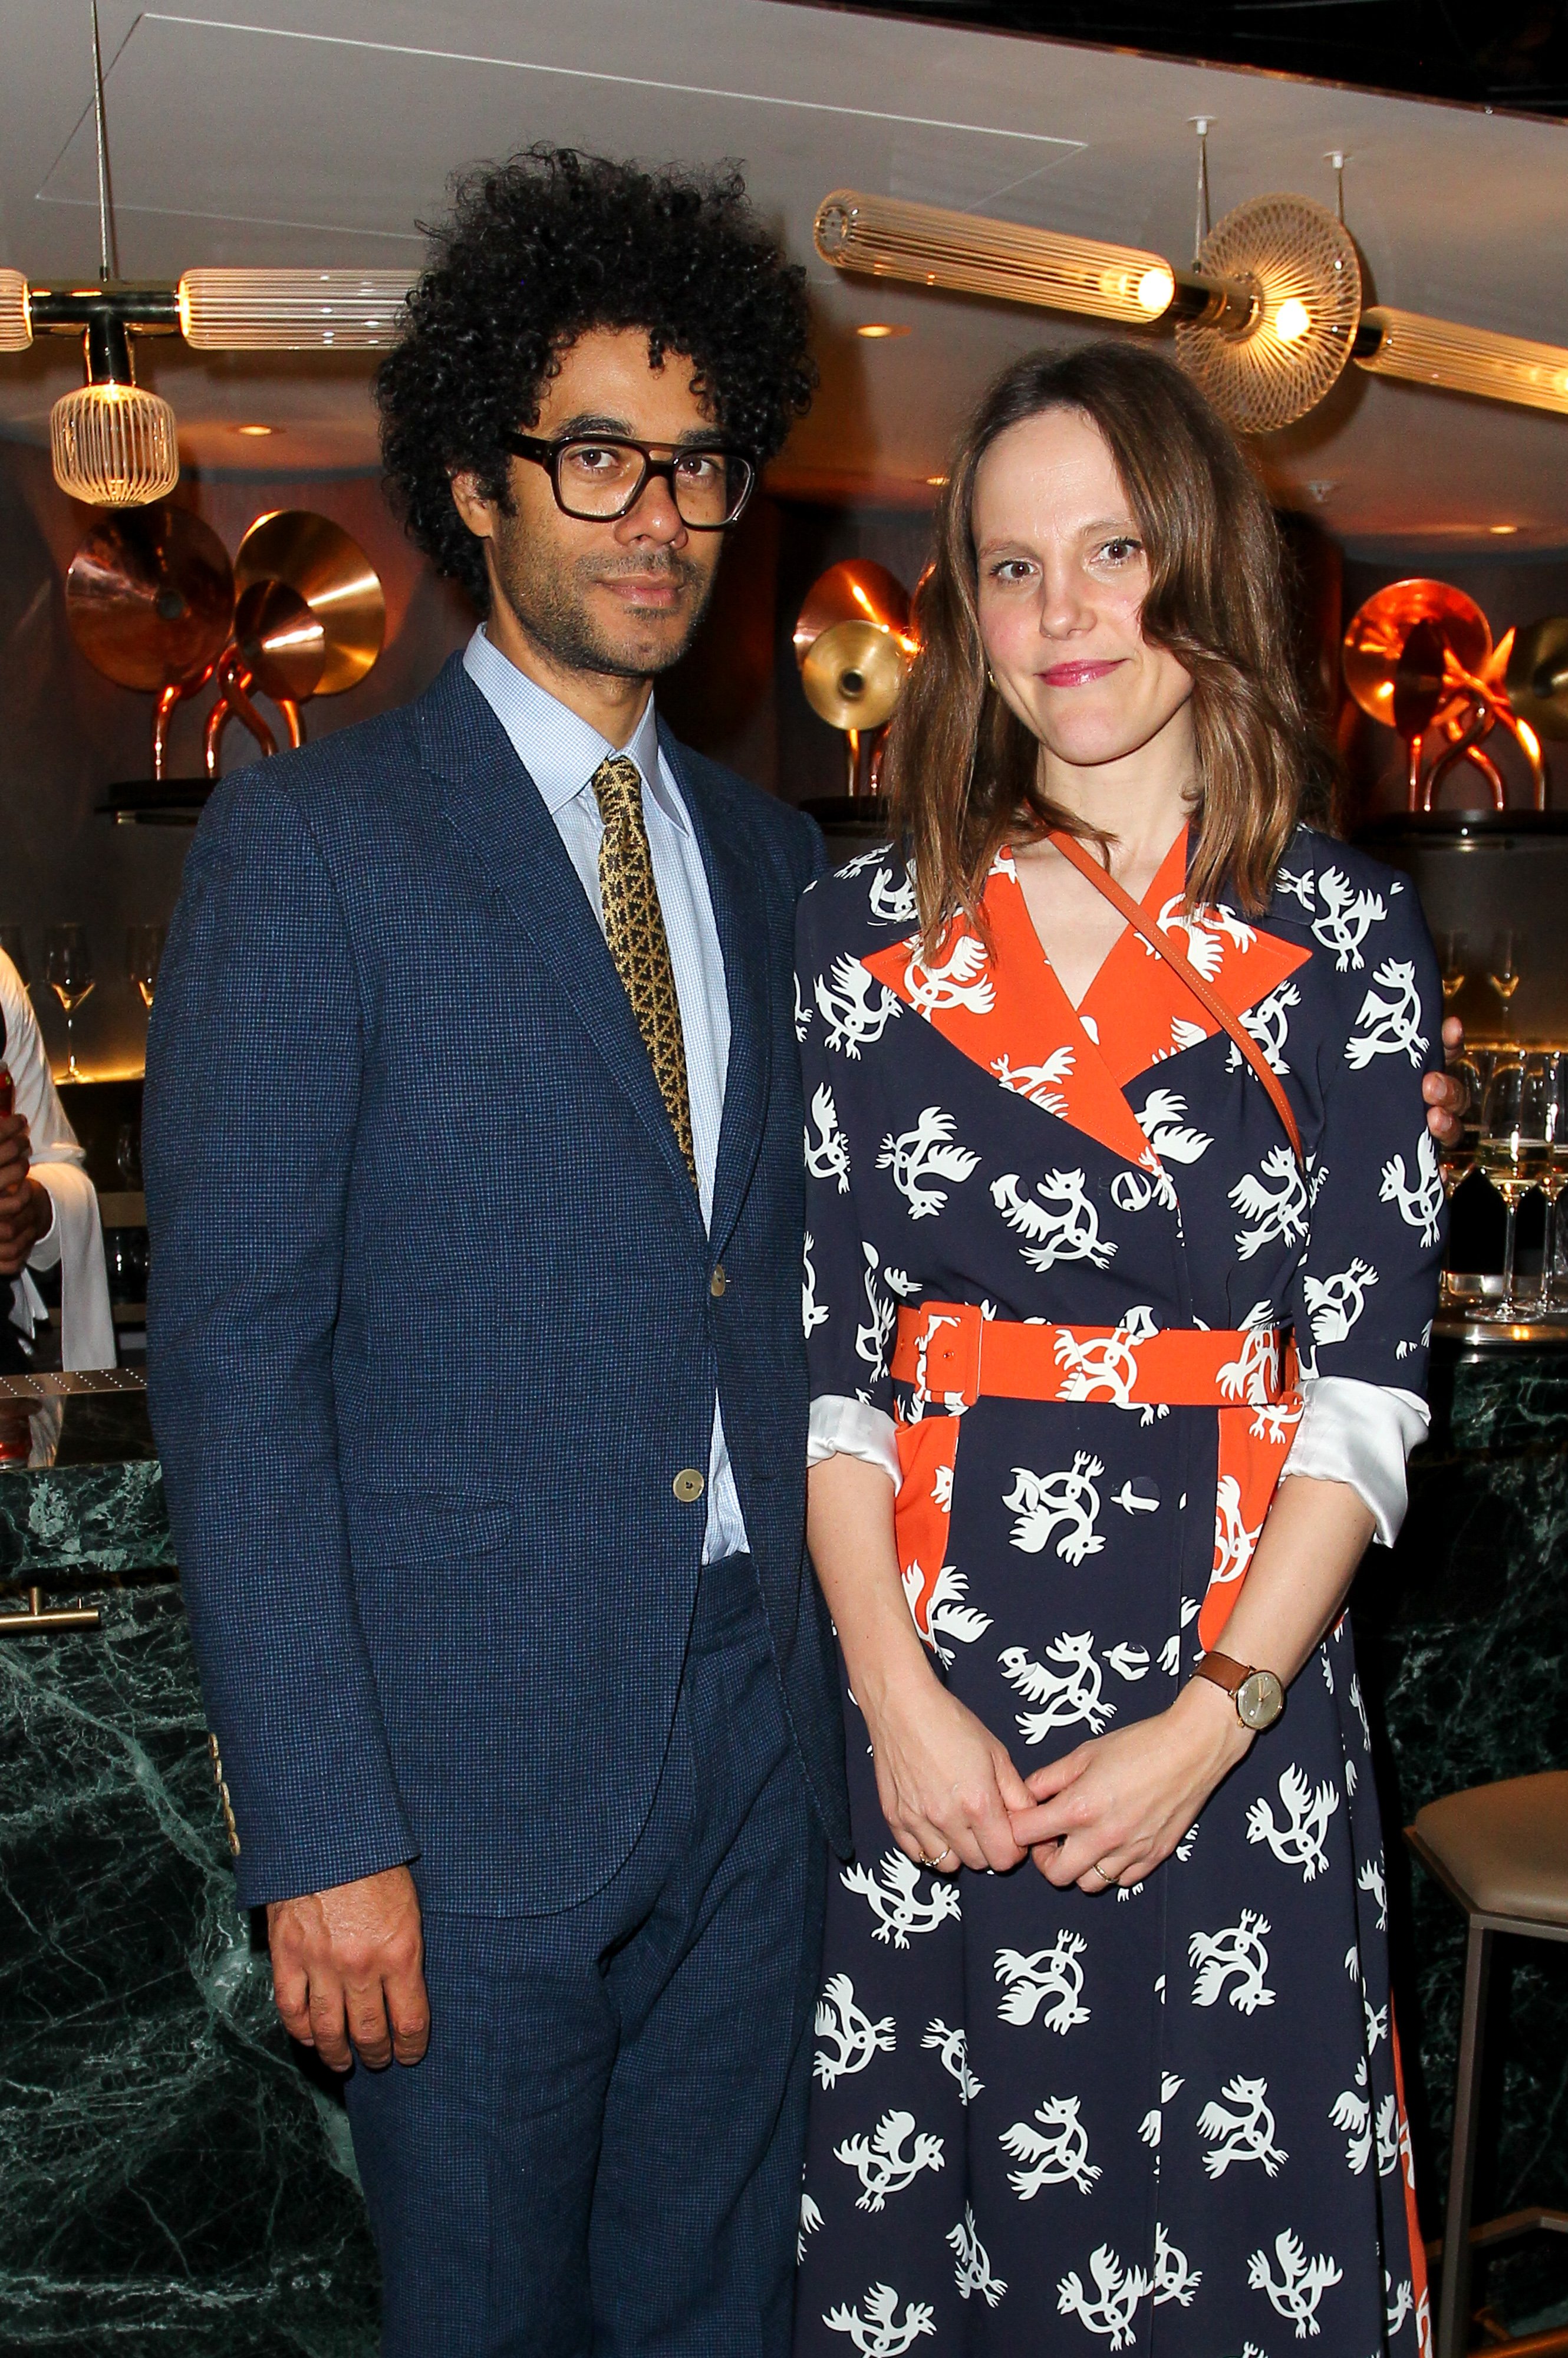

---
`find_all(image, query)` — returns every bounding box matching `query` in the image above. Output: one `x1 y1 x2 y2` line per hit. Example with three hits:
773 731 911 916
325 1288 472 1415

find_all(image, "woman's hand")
1007 1677 1250 1892
862 1661 1032 1876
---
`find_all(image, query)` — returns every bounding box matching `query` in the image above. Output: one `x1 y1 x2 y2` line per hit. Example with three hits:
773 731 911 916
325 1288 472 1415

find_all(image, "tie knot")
591 753 644 826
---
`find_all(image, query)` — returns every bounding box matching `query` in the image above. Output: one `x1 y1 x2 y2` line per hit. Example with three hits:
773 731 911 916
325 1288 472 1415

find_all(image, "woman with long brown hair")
793 342 1439 2354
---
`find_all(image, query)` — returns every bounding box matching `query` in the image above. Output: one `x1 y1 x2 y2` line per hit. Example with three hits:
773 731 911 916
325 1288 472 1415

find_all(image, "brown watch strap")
1192 1649 1250 1697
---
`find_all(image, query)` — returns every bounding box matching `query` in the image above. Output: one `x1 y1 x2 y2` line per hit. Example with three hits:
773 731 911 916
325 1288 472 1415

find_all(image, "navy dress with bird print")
793 822 1442 2357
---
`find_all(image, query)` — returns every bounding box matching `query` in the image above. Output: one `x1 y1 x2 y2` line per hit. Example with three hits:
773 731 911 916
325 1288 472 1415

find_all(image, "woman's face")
973 404 1194 776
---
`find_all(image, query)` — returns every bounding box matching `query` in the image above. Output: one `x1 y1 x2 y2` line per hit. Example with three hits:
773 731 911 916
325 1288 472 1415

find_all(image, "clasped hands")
0 1112 52 1279
865 1666 1253 1896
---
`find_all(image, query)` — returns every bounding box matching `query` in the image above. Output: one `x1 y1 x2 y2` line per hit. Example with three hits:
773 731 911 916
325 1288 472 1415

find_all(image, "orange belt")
890 1300 1297 1411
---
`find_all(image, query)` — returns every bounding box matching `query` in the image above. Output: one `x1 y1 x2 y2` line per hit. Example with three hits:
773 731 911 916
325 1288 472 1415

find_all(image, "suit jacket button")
673 1468 706 1503
709 1266 727 1297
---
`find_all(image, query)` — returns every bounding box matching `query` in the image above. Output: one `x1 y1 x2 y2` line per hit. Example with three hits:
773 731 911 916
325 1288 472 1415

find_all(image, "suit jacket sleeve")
144 780 416 1907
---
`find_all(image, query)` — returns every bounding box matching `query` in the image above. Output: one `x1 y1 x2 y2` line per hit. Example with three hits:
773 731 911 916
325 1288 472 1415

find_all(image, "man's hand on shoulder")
1423 1013 1470 1147
266 1862 429 2072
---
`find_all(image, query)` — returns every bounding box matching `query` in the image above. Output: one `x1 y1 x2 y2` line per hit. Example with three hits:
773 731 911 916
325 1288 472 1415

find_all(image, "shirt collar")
464 626 686 831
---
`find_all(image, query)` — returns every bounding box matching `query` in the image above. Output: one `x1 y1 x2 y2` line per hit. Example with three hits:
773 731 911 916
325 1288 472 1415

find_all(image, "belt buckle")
913 1302 982 1410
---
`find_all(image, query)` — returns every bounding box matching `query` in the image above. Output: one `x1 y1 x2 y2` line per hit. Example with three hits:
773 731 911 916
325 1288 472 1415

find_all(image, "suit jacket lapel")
661 727 772 1259
418 664 706 1231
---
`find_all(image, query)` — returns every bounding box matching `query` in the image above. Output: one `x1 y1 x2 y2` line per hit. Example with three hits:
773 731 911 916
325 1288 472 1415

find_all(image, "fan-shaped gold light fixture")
1174 194 1361 433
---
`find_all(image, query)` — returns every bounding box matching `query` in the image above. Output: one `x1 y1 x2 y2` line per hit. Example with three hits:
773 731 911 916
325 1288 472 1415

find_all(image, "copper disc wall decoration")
801 620 908 732
1505 615 1568 740
233 578 326 704
793 558 912 671
65 505 234 691
234 510 385 694
1341 579 1492 727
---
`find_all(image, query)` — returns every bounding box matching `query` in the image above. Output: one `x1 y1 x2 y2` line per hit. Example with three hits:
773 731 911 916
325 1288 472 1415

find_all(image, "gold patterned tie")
590 754 698 1189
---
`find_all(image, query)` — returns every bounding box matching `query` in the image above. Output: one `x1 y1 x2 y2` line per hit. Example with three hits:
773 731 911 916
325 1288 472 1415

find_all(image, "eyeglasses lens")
556 442 749 526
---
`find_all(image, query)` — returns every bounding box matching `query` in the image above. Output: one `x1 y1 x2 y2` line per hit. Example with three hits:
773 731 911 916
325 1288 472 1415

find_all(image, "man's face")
454 327 728 682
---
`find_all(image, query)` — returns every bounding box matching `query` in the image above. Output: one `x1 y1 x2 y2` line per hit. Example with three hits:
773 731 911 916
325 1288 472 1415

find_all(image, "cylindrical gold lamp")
814 189 1177 325
1355 307 1568 417
0 269 31 351
177 268 410 350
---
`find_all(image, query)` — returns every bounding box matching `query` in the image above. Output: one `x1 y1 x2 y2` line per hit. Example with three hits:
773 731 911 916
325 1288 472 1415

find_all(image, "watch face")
1236 1669 1286 1731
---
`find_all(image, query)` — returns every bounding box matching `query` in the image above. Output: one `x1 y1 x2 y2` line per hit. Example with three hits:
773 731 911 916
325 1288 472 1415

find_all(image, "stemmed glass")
44 924 95 1083
1476 1056 1551 1318
1489 930 1523 1033
1531 1052 1568 1316
1438 930 1468 1007
127 924 165 1012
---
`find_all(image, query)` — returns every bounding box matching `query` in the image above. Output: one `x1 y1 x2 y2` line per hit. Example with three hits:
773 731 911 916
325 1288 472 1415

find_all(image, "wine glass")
1438 1053 1483 1198
1437 929 1468 1006
1489 930 1523 1031
44 924 95 1083
1476 1056 1551 1318
1533 1052 1568 1315
127 924 165 1012
0 925 28 987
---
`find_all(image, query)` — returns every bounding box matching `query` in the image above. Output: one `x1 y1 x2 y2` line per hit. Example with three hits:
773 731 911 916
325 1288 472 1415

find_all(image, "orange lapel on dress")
1079 827 1311 1088
861 851 1155 1168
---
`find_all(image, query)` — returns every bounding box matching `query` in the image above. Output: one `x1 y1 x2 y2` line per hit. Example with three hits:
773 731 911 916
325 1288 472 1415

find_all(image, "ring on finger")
1089 1859 1118 1887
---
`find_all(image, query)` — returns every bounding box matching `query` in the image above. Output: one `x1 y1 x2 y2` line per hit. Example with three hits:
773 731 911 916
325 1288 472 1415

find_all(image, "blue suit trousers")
344 1552 826 2356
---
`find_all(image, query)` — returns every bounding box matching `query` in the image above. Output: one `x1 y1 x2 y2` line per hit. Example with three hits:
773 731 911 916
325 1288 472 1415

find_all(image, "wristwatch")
1191 1649 1286 1731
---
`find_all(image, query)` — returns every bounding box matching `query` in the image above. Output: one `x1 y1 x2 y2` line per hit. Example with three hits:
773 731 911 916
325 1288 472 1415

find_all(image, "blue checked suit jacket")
144 654 849 1913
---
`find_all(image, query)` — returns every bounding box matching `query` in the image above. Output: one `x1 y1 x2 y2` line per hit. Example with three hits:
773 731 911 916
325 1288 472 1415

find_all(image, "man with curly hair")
144 148 849 2355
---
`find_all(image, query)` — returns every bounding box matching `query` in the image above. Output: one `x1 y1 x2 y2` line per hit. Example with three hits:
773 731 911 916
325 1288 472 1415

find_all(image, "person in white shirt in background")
0 950 114 1372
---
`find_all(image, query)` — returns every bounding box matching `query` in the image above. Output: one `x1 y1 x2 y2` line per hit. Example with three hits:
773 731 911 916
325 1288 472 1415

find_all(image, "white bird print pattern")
794 827 1436 2357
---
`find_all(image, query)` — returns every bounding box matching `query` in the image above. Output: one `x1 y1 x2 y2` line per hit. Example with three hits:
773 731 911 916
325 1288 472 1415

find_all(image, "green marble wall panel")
0 1584 378 2354
0 1393 173 1584
1353 1341 1568 2326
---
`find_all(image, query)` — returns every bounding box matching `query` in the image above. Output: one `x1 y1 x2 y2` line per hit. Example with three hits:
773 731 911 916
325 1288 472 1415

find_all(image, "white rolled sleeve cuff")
1282 1375 1429 1548
808 1394 900 1488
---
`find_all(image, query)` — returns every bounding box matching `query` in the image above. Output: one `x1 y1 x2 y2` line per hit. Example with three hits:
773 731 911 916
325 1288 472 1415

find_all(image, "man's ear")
449 469 495 541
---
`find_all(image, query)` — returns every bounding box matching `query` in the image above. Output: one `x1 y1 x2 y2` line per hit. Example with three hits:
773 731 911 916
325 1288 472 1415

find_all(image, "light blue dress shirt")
463 627 749 1563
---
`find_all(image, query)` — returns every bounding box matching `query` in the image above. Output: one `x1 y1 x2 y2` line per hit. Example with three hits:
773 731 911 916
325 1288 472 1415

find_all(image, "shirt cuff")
28 1163 114 1371
1281 1375 1429 1548
24 1181 59 1267
808 1394 900 1487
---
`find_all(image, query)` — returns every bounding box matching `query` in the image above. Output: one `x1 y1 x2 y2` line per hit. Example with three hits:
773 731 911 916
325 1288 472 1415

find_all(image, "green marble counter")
0 1583 379 2354
0 1376 172 1584
1355 1339 1568 2327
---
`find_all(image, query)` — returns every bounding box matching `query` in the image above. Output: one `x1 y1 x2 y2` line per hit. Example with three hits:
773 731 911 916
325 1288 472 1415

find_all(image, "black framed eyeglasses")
505 432 756 530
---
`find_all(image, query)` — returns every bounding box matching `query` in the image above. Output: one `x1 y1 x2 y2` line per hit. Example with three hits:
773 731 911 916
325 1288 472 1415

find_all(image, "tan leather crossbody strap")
1047 829 1305 1171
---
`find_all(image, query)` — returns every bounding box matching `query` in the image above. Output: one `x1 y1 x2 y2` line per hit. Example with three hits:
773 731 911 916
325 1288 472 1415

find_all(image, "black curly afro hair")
377 145 817 611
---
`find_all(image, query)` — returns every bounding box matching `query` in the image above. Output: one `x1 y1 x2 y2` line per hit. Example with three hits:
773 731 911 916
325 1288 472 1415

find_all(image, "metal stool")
1407 1771 1568 2358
